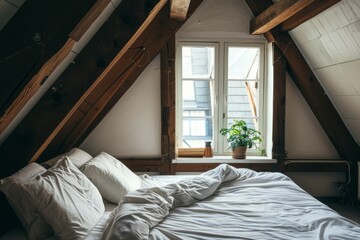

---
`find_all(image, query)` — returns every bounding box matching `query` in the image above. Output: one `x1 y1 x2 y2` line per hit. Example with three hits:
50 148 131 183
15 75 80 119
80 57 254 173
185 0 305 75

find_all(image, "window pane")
182 80 214 117
228 47 259 80
182 117 213 148
227 80 259 118
181 45 215 149
227 118 258 131
182 47 215 79
226 118 259 149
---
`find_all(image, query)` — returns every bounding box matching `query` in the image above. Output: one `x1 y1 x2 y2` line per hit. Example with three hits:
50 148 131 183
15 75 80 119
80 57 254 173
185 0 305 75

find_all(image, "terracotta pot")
232 146 247 159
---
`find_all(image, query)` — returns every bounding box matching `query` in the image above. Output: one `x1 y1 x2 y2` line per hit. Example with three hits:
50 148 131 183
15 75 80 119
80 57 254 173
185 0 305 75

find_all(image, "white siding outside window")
176 41 267 156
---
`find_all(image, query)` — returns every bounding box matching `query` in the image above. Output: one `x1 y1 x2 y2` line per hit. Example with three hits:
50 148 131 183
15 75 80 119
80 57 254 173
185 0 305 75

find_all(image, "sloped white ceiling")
290 0 360 144
0 0 25 30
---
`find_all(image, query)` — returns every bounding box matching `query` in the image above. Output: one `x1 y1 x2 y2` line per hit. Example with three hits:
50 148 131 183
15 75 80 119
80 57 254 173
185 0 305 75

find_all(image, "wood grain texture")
0 0 96 133
69 0 112 41
32 0 159 164
250 0 316 34
172 162 278 172
0 39 75 134
37 0 169 161
170 0 191 21
246 0 360 200
38 0 203 165
280 0 341 31
119 158 162 172
272 44 287 171
274 31 360 162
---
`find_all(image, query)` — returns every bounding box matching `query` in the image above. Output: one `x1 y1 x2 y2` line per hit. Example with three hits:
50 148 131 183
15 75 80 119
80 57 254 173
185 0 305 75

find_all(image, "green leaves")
220 120 262 150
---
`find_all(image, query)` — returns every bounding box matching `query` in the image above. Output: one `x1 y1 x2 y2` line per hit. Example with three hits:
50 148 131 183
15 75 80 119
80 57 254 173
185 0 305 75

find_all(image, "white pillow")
43 148 93 168
0 163 53 240
80 152 142 204
21 157 105 240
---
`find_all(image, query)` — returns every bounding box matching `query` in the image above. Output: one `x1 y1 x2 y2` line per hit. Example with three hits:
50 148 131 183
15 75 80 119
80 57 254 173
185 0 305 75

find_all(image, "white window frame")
176 40 268 156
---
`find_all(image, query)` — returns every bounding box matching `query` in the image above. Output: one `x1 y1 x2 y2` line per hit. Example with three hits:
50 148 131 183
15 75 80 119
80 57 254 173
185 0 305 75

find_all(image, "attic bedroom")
0 0 360 239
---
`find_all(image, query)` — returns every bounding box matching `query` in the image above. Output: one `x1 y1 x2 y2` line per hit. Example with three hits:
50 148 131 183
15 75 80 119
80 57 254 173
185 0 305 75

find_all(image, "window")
176 41 266 156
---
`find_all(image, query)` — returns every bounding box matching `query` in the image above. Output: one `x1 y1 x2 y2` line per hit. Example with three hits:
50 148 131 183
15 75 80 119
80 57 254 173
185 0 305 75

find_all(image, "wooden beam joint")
250 0 317 35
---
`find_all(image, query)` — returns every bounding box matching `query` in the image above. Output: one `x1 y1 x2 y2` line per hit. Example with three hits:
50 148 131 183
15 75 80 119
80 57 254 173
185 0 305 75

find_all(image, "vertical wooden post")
272 44 287 172
160 36 176 174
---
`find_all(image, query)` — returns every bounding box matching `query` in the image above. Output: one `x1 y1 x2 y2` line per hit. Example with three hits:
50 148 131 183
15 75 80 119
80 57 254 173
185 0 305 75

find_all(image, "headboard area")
0 157 26 236
0 192 20 236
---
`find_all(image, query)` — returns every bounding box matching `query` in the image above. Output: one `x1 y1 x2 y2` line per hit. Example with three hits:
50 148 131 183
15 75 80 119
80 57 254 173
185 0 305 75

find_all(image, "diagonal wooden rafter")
250 0 317 35
0 0 111 135
0 0 164 178
247 0 360 162
33 0 204 164
29 0 169 163
280 0 341 31
247 0 341 35
170 0 191 21
246 0 360 199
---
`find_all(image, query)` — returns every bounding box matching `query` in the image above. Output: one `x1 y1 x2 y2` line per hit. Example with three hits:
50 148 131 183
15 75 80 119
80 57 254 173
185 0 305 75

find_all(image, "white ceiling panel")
315 65 358 96
290 21 321 45
5 0 25 8
345 119 360 143
0 1 17 30
339 0 360 24
332 96 360 120
310 4 350 36
111 0 122 8
341 59 360 94
320 28 360 63
319 33 344 64
298 39 334 69
72 2 115 54
346 21 360 51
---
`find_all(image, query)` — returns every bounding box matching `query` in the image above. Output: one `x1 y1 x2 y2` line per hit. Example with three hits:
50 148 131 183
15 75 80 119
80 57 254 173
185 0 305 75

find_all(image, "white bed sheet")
147 169 360 239
0 202 117 240
0 176 190 240
102 166 360 240
3 170 360 240
83 176 193 239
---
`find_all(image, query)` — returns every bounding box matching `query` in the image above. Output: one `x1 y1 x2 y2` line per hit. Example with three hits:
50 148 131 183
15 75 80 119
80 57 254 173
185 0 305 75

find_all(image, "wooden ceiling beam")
0 0 110 135
69 0 112 41
0 0 160 178
280 0 341 31
34 0 204 164
250 0 317 35
29 0 169 163
247 0 360 200
170 0 191 21
246 0 360 162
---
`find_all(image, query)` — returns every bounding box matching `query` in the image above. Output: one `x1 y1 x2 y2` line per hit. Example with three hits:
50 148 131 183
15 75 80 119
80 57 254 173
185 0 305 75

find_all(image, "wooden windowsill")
172 156 277 164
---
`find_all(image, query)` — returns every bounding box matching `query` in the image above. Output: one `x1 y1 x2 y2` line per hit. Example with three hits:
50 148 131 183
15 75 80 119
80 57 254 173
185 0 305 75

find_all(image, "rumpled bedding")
101 164 360 240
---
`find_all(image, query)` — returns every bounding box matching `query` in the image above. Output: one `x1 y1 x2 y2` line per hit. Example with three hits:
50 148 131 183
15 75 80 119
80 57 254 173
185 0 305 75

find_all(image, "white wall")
176 0 263 40
81 55 161 157
289 0 360 145
82 0 340 160
80 0 344 196
285 74 344 197
285 74 340 159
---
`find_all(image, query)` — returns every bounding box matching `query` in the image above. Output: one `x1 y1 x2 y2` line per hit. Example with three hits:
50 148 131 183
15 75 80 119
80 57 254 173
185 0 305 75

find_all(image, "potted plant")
220 120 262 159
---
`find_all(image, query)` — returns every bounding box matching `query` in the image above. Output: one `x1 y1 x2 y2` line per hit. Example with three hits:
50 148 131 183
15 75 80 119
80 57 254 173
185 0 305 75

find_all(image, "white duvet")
102 164 360 240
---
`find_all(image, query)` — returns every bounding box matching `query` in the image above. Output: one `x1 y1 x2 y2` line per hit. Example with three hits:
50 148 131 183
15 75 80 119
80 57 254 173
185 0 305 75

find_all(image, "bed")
1 148 360 240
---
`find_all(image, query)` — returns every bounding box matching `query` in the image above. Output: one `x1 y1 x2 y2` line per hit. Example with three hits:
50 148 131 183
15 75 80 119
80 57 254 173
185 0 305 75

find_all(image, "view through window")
177 42 265 155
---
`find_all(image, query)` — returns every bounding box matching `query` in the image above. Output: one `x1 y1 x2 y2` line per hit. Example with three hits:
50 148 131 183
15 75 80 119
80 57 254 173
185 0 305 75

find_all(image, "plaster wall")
81 0 343 197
